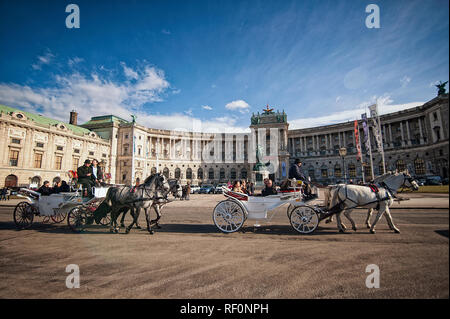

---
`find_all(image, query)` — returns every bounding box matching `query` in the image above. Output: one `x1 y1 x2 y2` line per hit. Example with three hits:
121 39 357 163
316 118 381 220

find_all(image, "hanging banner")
361 113 370 154
354 120 362 161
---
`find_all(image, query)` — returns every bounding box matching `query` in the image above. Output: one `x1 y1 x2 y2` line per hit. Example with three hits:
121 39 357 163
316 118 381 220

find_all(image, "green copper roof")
0 104 92 136
81 115 130 126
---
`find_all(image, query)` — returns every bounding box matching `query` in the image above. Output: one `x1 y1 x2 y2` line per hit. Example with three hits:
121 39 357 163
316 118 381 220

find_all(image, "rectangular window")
321 169 328 178
55 155 63 170
56 146 64 151
72 157 79 171
89 151 94 156
9 150 19 166
34 153 42 168
36 142 44 148
74 149 80 154
102 153 107 158
11 138 21 144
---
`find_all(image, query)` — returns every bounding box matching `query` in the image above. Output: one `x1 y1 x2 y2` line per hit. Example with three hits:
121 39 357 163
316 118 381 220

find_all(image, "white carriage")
212 185 329 234
13 187 110 232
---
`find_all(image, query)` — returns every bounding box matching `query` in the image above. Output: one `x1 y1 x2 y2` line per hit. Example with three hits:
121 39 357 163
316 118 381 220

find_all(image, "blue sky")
0 0 448 132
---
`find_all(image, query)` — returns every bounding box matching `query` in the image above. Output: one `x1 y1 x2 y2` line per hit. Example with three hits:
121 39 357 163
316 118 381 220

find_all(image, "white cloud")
161 29 171 35
0 62 251 133
120 62 139 80
225 99 250 113
31 51 55 70
202 105 212 110
68 57 84 66
289 95 423 129
0 62 171 124
400 76 411 88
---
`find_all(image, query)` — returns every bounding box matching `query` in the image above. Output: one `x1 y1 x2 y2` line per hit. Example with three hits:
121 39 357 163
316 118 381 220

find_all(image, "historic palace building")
0 94 448 188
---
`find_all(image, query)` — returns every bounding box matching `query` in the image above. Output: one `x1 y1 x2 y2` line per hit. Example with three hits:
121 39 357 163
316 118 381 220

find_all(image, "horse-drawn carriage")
13 186 111 232
212 171 419 234
212 183 336 234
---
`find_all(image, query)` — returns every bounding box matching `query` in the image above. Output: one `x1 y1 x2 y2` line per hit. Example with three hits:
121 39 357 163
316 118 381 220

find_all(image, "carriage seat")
224 189 248 201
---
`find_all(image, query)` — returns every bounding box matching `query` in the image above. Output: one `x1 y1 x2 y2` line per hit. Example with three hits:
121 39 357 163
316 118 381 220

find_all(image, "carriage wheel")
290 206 319 234
51 212 67 223
213 200 246 233
99 214 111 226
13 202 34 229
67 207 87 233
286 204 295 219
42 216 51 224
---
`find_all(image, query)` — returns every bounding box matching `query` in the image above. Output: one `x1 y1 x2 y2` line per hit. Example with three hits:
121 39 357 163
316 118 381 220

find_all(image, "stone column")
418 117 424 144
400 122 405 146
405 120 411 145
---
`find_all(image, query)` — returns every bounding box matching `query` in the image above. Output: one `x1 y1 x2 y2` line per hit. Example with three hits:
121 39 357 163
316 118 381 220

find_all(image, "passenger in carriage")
240 180 248 194
37 181 52 196
261 178 277 196
91 159 105 186
232 180 243 193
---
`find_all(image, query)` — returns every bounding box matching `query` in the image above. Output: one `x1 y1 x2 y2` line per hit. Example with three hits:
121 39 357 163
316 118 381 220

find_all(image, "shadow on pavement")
435 230 449 238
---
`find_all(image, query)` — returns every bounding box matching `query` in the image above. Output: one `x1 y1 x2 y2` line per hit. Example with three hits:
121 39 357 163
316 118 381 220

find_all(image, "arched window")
219 168 225 180
308 167 315 180
31 176 41 187
396 159 406 172
175 168 181 179
163 167 169 179
197 168 203 179
5 175 17 187
186 168 192 179
378 162 385 175
230 168 237 180
52 177 61 186
414 158 425 175
364 164 372 180
334 164 342 177
241 169 247 179
348 163 356 178
208 168 214 180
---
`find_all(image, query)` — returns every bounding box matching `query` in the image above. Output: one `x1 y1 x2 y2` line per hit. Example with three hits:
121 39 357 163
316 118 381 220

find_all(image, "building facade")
1 94 448 188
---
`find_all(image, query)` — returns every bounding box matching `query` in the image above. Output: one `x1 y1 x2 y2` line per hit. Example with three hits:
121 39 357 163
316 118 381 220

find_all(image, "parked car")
214 184 228 194
199 184 215 194
442 178 449 185
425 176 442 185
190 185 200 194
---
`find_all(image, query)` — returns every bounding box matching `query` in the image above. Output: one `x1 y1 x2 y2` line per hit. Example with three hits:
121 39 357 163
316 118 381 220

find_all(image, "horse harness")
332 182 395 213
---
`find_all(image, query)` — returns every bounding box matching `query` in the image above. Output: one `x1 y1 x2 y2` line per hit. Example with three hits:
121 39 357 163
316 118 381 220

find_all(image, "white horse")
324 172 394 229
326 171 419 234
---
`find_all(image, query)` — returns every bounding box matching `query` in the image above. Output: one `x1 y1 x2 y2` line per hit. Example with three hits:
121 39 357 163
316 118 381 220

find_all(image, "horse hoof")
120 223 125 228
339 229 346 233
155 224 162 229
370 229 376 234
394 229 400 234
366 225 371 229
136 225 142 229
148 231 154 235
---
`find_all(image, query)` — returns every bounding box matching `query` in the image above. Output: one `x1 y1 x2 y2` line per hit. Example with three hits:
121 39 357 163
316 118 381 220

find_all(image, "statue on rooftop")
436 81 448 96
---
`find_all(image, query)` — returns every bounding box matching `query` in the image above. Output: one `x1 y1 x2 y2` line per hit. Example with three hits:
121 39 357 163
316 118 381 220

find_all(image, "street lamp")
339 147 347 183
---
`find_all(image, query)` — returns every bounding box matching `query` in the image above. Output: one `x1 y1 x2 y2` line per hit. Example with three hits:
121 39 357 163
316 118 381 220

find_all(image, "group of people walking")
0 187 11 200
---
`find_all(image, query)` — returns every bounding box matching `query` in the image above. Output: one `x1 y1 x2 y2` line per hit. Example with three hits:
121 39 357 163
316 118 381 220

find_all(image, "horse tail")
104 187 115 207
323 187 331 209
328 186 343 211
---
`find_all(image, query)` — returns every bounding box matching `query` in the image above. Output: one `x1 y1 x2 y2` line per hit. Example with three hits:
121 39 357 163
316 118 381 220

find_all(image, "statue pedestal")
252 169 269 188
